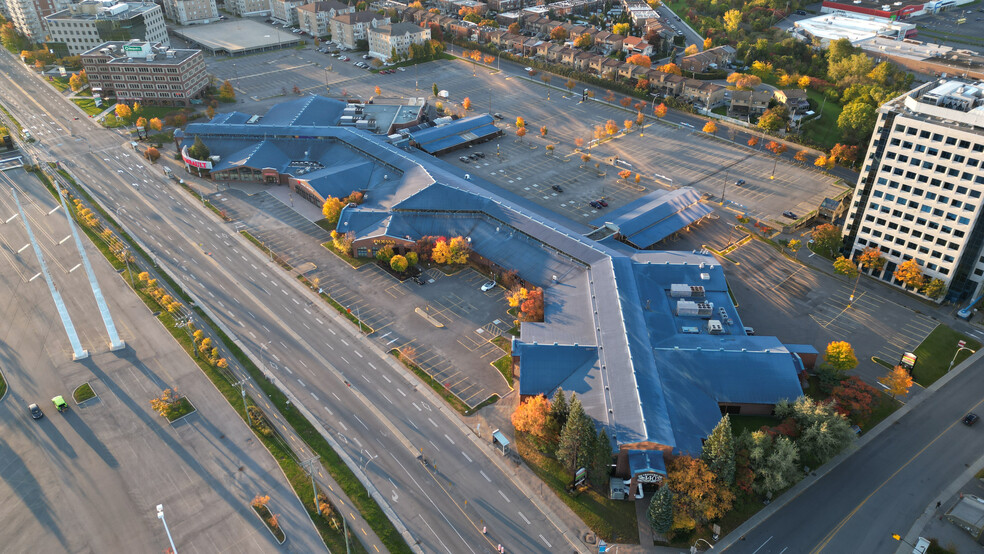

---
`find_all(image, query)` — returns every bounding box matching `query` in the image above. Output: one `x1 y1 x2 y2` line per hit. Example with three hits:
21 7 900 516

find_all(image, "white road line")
368 362 376 370
539 534 551 548
341 356 349 364
479 470 491 482
397 388 406 397
382 393 393 404
332 392 341 401
444 434 455 445
381 374 391 383
297 379 306 387
324 406 333 415
354 415 370 430
291 298 300 305
299 359 308 368
428 440 441 452
498 490 510 503
751 536 773 554
354 351 363 358
361 374 370 383
326 343 334 350
310 392 319 401
461 451 472 463
428 417 437 427
379 332 391 339
518 511 530 525
408 419 418 430
328 328 336 335
316 318 324 324
302 322 310 329
386 337 399 345
341 339 349 346
304 308 311 315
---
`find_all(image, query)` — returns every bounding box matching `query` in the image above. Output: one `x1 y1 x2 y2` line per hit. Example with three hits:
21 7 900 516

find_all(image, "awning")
492 430 510 448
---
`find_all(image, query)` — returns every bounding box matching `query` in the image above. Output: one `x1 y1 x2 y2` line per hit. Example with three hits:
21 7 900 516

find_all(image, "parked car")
481 280 496 292
52 395 68 413
735 179 746 186
589 201 602 209
474 151 485 158
492 113 504 120
413 276 425 285
964 413 979 426
782 211 797 219
398 67 406 71
29 403 43 420
458 156 470 163
598 199 608 207
551 184 563 192
524 66 533 72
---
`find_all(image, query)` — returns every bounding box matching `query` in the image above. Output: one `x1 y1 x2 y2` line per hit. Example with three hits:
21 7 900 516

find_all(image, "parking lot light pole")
157 504 177 554
948 343 976 372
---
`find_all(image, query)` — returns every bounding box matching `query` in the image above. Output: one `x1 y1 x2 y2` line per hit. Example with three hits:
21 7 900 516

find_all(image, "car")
398 67 406 71
796 9 807 15
524 67 533 72
551 184 563 192
481 280 496 291
782 211 798 219
474 151 485 158
52 395 68 413
492 113 504 120
735 179 746 186
458 156 470 163
363 54 371 59
964 413 979 426
29 403 43 419
589 201 602 209
413 276 425 285
469 153 480 160
598 199 608 207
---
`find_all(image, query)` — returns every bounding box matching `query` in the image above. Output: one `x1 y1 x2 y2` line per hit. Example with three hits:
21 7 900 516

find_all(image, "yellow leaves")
507 287 528 308
252 494 270 508
511 394 550 437
824 341 858 371
138 271 150 282
702 121 717 134
878 366 913 399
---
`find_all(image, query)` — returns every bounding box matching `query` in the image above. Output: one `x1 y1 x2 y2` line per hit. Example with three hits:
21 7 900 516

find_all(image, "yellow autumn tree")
824 341 858 372
431 236 469 265
511 394 551 438
878 366 913 399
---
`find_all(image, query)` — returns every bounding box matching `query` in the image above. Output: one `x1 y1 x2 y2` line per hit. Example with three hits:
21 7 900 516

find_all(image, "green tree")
375 244 395 263
837 101 877 144
824 341 858 372
550 387 568 428
218 80 236 102
701 415 735 485
557 395 594 472
828 53 874 87
187 135 210 160
404 251 418 267
648 487 674 535
922 278 946 300
432 83 439 97
589 428 612 486
783 397 855 463
811 223 842 256
757 109 784 133
744 432 800 496
833 256 859 279
827 38 857 64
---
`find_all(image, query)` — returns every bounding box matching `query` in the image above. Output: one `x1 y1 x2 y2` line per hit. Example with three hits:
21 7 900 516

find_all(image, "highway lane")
0 53 584 553
728 355 984 554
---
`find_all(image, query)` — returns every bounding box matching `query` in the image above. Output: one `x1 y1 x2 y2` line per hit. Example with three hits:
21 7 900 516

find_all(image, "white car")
481 280 496 292
524 67 533 72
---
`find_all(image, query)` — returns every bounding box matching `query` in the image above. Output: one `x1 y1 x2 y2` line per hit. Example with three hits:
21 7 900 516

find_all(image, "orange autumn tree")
511 394 551 438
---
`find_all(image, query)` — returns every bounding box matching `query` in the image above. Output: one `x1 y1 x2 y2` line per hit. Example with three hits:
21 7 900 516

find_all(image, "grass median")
912 324 980 386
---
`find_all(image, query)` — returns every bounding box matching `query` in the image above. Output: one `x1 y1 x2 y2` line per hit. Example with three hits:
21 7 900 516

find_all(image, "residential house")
447 19 477 39
368 21 430 61
774 88 811 114
729 89 772 117
330 11 388 49
300 1 357 37
681 79 727 108
594 31 624 53
621 36 652 56
574 50 594 71
600 57 622 78
680 44 736 73
647 70 685 97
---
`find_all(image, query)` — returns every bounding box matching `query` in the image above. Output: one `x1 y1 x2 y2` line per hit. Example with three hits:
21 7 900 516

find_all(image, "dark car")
796 9 807 15
782 211 798 219
964 413 979 426
735 179 746 186
413 276 426 285
474 151 485 158
551 185 563 193
589 201 601 209
29 403 43 420
492 113 504 120
598 199 608 207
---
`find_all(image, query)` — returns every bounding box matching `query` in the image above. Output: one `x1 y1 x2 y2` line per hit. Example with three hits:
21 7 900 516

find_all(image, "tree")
148 117 163 132
605 119 618 136
149 388 181 418
814 154 833 171
626 53 651 68
389 254 408 273
516 127 527 140
893 259 925 290
812 223 842 256
575 33 593 49
115 103 133 121
432 83 439 97
703 37 712 50
512 394 551 438
655 63 681 76
788 239 802 252
741 431 800 496
557 395 594 471
623 119 634 132
462 97 471 110
747 136 759 147
667 456 734 530
879 365 913 399
69 72 84 92
833 256 859 280
793 149 808 163
857 247 886 273
550 27 569 41
723 9 742 33
701 415 735 485
757 109 784 132
589 428 612 486
612 23 630 36
798 75 811 89
508 22 521 34
648 487 674 534
923 278 946 300
830 143 860 165
431 236 470 265
144 147 161 162
574 137 585 150
702 121 717 134
837 102 877 144
683 44 698 56
824 341 858 372
515 116 525 128
187 135 210 160
404 251 418 267
654 102 667 118
766 140 787 157
565 78 577 91
726 72 762 90
519 287 544 321
321 196 345 227
830 376 877 422
330 230 354 255
218 80 235 102
782 397 855 463
550 388 568 428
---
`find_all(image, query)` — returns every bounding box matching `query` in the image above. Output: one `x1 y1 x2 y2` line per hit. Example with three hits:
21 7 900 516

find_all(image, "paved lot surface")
215 188 513 407
0 168 324 553
910 7 984 50
204 50 848 225
669 211 938 390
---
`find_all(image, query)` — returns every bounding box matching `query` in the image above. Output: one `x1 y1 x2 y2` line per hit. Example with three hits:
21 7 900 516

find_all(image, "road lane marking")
428 440 441 452
518 511 530 525
311 392 319 401
753 537 772 554
297 378 305 387
461 451 472 463
382 393 393 404
498 490 510 503
539 535 551 548
361 374 370 383
368 362 376 370
316 318 324 324
480 470 491 482
444 434 455 445
397 388 406 397
324 406 333 415
341 339 349 346
428 417 437 427
354 415 370 430
354 351 363 358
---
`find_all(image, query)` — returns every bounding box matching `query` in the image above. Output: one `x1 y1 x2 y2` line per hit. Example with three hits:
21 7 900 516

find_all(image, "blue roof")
628 450 666 476
514 343 598 396
410 115 500 154
589 188 713 248
261 95 347 127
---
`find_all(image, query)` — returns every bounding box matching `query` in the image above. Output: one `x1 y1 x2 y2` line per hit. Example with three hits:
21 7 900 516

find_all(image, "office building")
842 78 984 301
81 40 208 106
46 1 168 56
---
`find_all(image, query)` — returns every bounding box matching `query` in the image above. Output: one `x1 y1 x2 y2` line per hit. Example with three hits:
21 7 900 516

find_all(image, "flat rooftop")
794 12 915 44
171 20 300 55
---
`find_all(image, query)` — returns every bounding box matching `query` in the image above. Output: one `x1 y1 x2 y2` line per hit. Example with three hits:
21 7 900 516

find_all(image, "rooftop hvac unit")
676 300 714 317
706 319 723 334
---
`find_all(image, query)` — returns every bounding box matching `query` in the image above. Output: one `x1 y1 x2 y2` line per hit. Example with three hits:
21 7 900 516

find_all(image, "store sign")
123 45 143 52
637 473 664 484
181 146 212 170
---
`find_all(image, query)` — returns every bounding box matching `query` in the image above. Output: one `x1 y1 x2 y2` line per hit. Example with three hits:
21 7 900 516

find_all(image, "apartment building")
82 40 208 106
227 0 270 17
45 1 168 56
367 21 428 61
269 0 304 25
3 0 71 41
161 0 217 25
842 79 984 301
299 0 354 37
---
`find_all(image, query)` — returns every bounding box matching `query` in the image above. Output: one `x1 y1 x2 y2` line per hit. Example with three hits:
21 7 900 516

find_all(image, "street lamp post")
948 342 976 372
690 538 714 554
157 504 178 554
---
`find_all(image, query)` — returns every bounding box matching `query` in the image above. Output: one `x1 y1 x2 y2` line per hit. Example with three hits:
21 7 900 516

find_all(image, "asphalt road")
725 352 984 554
0 167 325 553
0 52 587 553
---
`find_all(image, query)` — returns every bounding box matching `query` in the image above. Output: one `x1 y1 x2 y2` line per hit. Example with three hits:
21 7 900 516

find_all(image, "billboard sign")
181 145 213 170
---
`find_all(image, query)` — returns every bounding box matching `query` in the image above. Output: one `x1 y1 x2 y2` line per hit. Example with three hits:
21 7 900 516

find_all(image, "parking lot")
214 188 513 407
669 211 939 388
910 6 984 49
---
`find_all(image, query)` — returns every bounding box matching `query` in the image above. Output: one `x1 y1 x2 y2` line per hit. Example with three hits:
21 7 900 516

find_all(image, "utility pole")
235 379 251 426
302 456 322 515
156 504 177 554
